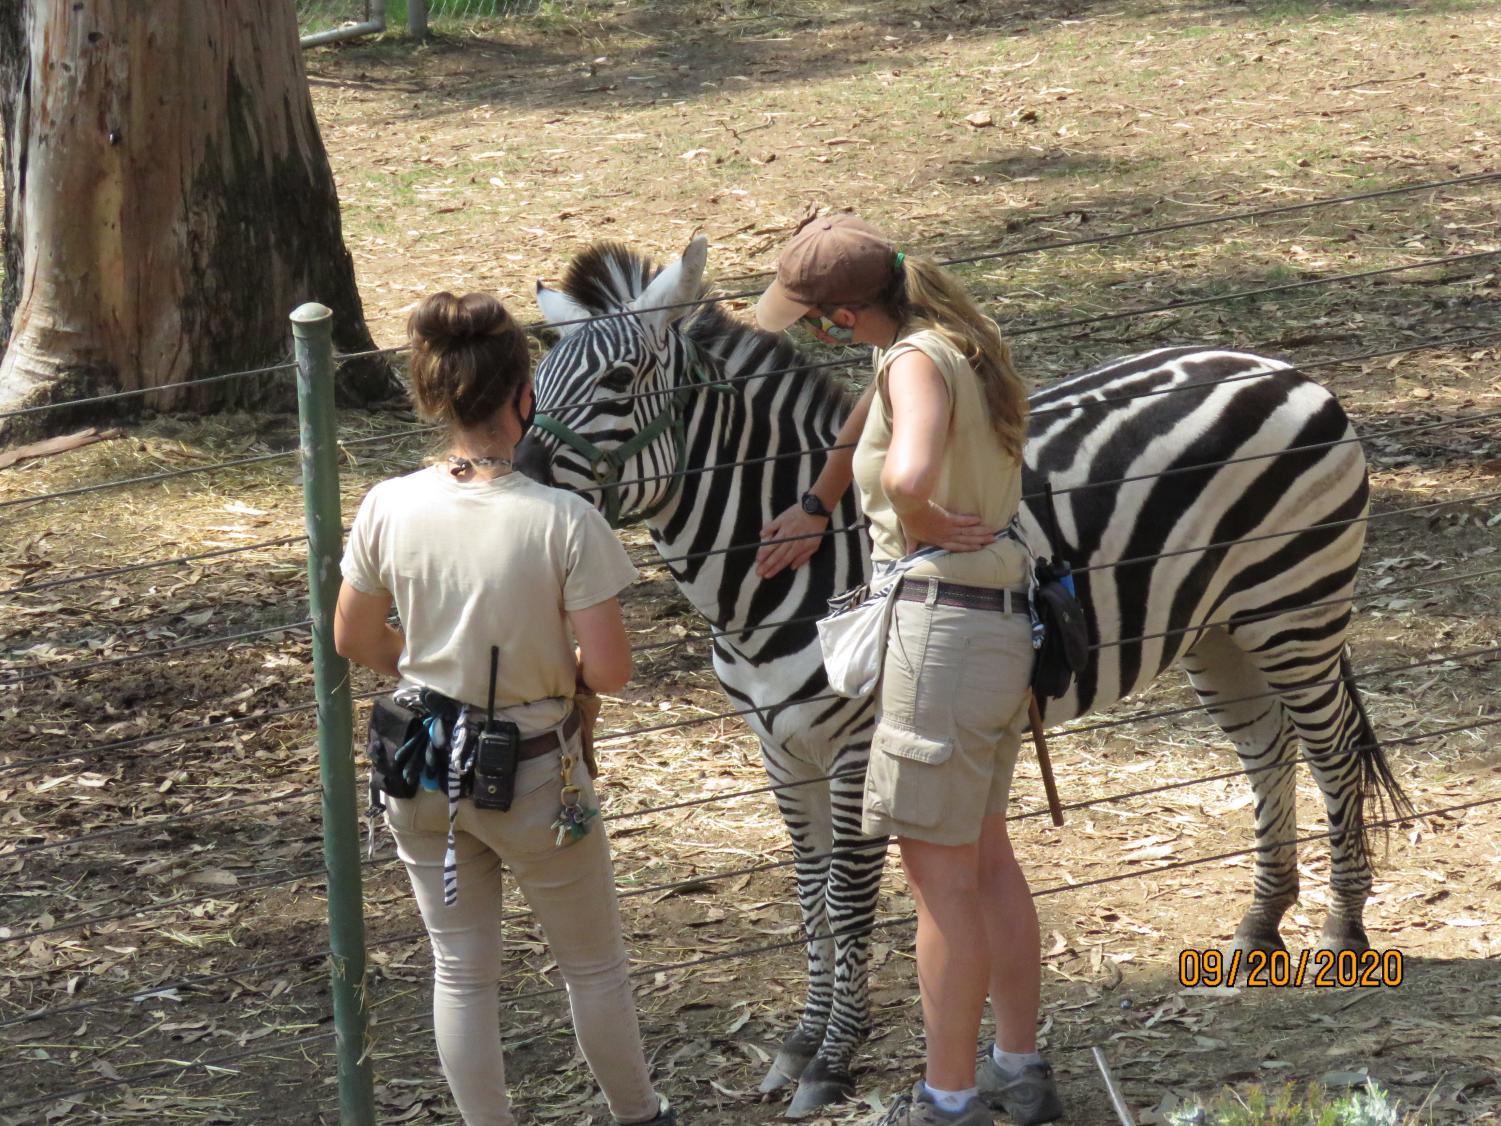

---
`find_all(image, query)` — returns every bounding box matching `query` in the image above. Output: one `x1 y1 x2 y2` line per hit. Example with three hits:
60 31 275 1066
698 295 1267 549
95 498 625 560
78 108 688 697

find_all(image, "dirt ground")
2 0 1500 1123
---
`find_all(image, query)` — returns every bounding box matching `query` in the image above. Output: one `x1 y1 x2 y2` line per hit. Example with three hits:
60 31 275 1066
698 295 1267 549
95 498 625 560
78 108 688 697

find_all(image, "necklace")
445 454 514 478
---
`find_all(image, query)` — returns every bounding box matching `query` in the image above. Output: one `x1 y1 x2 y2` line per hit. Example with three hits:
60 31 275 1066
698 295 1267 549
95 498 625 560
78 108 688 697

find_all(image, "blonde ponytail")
889 257 1027 460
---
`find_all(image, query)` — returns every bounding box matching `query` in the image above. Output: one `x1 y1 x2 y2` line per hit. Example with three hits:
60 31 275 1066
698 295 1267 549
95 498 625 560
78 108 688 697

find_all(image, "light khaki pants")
386 740 659 1126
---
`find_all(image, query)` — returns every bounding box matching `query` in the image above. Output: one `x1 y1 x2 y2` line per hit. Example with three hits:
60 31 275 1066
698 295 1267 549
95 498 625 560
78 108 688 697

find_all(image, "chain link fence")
297 0 604 42
400 0 598 31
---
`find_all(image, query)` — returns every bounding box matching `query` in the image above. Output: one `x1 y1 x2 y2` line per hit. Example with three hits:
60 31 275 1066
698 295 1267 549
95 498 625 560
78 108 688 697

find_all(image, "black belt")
517 709 581 761
896 578 1030 614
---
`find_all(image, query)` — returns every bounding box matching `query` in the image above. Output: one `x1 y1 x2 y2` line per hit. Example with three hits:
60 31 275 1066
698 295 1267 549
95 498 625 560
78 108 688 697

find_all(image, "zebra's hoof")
757 1027 820 1095
1227 931 1286 982
1231 921 1288 956
1316 920 1369 954
785 1057 855 1118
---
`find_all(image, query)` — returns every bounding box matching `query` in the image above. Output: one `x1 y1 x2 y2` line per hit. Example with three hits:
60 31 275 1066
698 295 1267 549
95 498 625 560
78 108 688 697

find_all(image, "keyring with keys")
550 752 598 846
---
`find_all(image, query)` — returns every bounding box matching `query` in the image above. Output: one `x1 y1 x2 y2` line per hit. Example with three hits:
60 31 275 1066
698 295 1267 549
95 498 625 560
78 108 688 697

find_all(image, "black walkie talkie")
471 645 521 811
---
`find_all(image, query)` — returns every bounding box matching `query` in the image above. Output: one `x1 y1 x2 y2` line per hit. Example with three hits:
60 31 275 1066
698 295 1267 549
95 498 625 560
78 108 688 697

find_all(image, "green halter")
531 339 730 530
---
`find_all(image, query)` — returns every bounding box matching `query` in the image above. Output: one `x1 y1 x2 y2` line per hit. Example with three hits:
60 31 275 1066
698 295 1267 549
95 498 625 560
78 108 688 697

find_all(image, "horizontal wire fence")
7 552 1500 787
3 311 1493 522
8 704 1499 1090
3 324 1495 617
2 170 1497 429
8 790 1499 1117
10 693 1500 952
5 174 1500 1117
4 325 1493 690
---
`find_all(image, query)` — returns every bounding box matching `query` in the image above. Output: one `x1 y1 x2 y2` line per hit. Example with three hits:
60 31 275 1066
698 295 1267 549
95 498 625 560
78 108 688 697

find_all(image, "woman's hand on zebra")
756 503 828 578
899 501 999 554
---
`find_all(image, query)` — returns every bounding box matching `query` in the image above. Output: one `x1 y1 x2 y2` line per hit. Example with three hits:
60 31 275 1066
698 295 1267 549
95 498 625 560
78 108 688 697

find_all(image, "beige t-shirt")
341 467 637 735
851 328 1029 589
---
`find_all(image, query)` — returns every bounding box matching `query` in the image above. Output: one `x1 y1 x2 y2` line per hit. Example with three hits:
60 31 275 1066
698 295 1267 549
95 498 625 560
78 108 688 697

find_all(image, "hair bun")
410 291 513 350
405 290 531 431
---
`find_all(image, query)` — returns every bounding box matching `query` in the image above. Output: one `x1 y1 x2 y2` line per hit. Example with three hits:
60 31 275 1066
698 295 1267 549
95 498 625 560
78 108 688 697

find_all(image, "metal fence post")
408 0 429 38
291 303 377 1126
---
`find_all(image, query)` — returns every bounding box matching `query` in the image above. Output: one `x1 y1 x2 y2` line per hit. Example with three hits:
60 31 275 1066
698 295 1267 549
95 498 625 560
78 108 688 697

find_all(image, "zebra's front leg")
757 744 837 1097
1185 630 1301 957
785 749 888 1118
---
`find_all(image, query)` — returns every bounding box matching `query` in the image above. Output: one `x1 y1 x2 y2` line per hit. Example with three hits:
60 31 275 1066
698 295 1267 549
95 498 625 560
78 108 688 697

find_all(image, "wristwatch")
800 490 833 519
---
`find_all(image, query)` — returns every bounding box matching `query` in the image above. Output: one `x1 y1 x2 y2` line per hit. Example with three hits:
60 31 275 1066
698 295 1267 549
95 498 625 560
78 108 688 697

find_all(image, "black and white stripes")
519 237 1409 1115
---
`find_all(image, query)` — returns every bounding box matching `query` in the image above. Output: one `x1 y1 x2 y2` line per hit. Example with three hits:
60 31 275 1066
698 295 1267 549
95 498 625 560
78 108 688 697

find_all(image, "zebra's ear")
535 282 592 338
630 235 709 350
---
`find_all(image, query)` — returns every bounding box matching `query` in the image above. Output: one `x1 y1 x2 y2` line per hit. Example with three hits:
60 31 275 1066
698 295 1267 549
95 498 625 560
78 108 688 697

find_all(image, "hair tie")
893 251 906 271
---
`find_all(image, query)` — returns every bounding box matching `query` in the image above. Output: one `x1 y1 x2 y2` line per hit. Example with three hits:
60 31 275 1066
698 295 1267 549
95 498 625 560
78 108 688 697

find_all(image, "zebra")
516 235 1411 1116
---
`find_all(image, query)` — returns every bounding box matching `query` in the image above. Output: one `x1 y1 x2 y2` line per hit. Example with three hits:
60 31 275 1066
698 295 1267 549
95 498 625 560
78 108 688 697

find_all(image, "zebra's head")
517 236 712 528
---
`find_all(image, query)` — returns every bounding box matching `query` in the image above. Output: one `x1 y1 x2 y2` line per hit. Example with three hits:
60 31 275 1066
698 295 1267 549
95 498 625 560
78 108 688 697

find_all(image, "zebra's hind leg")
757 742 836 1097
785 746 887 1118
1262 648 1411 953
1183 628 1301 956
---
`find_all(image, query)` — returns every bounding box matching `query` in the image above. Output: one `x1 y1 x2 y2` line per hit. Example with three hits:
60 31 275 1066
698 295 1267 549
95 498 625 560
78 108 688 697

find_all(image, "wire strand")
647 471 1501 569
2 618 313 685
0 361 298 423
0 535 305 598
1009 250 1500 338
545 329 1501 500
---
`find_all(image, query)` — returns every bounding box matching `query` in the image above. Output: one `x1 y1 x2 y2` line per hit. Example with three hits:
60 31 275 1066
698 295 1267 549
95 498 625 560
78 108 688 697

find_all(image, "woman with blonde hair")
756 216 1064 1126
335 291 676 1126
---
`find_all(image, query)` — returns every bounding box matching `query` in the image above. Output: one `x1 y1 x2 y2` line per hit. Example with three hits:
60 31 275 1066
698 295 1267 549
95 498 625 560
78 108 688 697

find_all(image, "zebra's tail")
1342 648 1415 865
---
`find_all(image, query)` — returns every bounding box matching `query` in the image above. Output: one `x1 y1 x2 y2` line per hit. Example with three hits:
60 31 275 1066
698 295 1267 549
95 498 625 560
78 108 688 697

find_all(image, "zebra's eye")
599 366 634 393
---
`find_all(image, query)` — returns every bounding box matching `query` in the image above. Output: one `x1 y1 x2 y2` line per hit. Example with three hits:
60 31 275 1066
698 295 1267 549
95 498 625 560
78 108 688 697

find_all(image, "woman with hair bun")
755 217 1064 1126
335 292 676 1126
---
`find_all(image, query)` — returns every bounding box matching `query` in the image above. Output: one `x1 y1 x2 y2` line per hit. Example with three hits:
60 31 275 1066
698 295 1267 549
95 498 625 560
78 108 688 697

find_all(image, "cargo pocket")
863 721 955 830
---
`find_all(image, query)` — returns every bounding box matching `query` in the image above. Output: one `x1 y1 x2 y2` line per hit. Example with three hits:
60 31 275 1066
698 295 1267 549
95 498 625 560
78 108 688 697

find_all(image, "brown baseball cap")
755 215 901 332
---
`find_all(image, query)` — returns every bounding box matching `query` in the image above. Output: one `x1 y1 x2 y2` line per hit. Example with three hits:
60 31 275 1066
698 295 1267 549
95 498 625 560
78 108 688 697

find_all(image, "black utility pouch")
1031 560 1089 700
1029 483 1092 702
368 695 427 800
471 720 521 811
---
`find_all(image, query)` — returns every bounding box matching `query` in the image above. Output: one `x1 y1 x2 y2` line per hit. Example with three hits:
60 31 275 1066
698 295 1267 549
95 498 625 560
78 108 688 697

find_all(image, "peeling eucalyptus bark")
0 1 394 439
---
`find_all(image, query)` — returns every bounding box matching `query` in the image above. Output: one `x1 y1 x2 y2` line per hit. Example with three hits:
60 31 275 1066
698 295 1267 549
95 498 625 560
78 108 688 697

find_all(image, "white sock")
993 1045 1044 1073
922 1083 978 1114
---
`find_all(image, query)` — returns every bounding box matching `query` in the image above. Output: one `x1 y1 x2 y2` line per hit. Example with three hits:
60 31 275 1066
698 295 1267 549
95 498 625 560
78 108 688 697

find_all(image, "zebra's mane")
558 241 698 314
559 240 855 423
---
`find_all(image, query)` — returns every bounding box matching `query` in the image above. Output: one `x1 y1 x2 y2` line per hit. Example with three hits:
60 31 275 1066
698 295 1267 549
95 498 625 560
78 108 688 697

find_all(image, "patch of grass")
1168 1081 1418 1126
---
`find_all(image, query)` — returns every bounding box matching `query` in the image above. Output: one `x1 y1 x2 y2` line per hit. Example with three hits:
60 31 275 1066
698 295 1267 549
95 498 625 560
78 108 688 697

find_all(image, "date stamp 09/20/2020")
1178 948 1405 989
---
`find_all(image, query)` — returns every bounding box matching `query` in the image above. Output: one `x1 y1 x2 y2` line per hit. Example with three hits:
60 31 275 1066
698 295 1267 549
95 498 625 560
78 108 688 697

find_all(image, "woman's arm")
755 381 878 579
569 596 633 694
334 583 405 678
882 350 999 553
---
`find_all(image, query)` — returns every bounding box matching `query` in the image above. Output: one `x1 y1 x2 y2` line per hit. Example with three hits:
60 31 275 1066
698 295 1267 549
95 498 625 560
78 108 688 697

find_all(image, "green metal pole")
291 303 376 1126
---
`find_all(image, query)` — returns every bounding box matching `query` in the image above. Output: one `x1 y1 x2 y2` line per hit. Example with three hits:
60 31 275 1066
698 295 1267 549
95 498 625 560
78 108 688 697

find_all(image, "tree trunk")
0 1 394 439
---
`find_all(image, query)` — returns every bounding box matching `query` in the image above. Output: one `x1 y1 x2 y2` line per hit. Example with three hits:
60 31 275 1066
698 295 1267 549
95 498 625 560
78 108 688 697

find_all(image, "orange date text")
1177 948 1404 988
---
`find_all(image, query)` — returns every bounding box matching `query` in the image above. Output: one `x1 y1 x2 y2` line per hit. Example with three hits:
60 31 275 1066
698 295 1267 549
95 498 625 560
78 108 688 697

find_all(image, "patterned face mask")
801 307 856 346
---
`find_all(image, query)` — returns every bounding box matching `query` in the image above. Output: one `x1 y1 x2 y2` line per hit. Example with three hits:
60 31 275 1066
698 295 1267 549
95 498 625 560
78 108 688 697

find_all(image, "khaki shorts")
861 587 1035 846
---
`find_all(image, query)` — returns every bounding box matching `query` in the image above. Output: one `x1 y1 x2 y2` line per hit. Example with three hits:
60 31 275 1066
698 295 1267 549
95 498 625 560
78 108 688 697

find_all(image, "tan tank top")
851 328 1029 589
